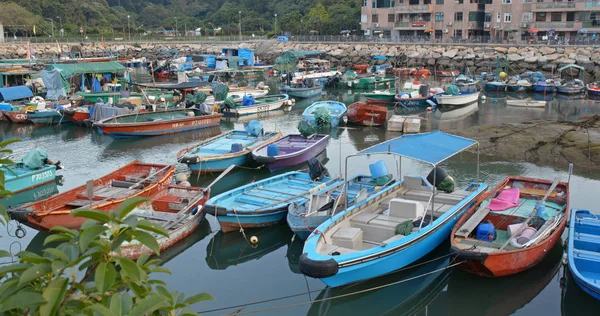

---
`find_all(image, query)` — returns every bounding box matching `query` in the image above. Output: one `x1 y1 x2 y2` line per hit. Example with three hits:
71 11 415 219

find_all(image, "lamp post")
57 16 63 37
127 15 131 41
48 18 54 37
239 11 242 40
175 17 178 36
274 13 278 34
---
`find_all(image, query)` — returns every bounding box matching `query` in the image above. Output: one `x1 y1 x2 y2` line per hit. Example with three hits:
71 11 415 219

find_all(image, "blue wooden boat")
533 80 556 93
177 122 282 174
568 209 600 301
2 148 62 194
302 101 347 128
287 173 393 239
27 110 66 125
280 81 323 99
205 171 338 233
484 81 507 92
298 131 488 287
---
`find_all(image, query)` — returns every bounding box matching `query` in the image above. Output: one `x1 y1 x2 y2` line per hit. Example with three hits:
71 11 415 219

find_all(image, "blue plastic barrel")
267 144 280 157
0 103 11 111
369 160 388 179
231 143 243 153
475 221 496 241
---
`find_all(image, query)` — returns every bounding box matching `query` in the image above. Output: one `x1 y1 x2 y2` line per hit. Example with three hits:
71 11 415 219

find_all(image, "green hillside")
0 0 360 37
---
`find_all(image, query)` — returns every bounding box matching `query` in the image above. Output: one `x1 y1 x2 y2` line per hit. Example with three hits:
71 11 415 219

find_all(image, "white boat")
204 90 269 106
506 98 546 108
434 92 480 106
220 94 291 117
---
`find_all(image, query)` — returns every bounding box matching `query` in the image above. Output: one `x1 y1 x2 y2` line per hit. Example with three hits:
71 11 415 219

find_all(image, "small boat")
433 90 480 107
177 122 282 174
2 148 63 194
411 67 432 78
568 209 600 301
506 76 532 91
394 85 442 108
302 101 347 128
76 90 175 104
62 107 91 126
94 108 222 138
506 98 546 108
280 82 323 99
299 131 488 287
483 79 507 92
586 82 600 97
118 185 210 260
252 134 330 172
532 79 556 93
346 101 388 126
0 86 35 122
205 170 337 233
454 75 479 94
361 89 396 102
555 79 585 94
392 67 415 76
27 110 67 125
2 110 30 123
219 94 290 117
352 76 395 90
451 176 569 277
8 161 175 231
436 70 460 77
204 90 269 106
287 171 393 239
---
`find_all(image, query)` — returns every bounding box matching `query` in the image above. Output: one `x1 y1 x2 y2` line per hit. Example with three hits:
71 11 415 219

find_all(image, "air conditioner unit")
447 22 453 26
520 22 528 28
374 23 380 27
443 28 449 33
484 23 490 27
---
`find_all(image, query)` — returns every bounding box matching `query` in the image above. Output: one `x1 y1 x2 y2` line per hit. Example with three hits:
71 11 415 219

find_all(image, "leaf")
19 263 52 286
109 292 132 316
148 279 168 287
0 250 10 258
0 263 31 276
16 251 50 264
136 253 150 266
155 286 172 303
180 309 198 316
128 294 166 316
131 229 160 255
44 234 72 246
95 262 116 294
151 266 172 275
40 277 68 316
62 244 81 264
0 291 46 312
87 303 113 316
183 292 214 305
51 261 66 275
79 225 108 252
42 248 69 262
48 226 77 237
116 196 150 220
0 278 18 297
71 209 111 223
129 282 144 298
0 138 21 148
111 229 131 251
123 215 138 229
115 257 141 282
137 219 169 237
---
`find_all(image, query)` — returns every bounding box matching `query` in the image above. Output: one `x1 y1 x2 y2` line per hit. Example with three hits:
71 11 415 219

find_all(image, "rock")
432 53 441 59
427 58 436 66
556 47 564 54
577 48 592 57
576 55 590 63
494 47 508 54
541 63 557 71
520 51 534 58
564 47 575 55
539 47 556 55
406 51 421 58
330 49 344 57
507 54 524 62
349 51 359 57
442 49 458 58
555 58 576 64
524 56 538 63
463 54 475 60
539 54 559 63
507 47 519 54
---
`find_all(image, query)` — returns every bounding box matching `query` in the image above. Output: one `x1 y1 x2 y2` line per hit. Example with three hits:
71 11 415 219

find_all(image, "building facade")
361 0 599 42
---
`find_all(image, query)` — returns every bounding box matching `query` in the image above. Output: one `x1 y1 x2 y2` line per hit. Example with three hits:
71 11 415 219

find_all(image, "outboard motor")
308 157 329 181
426 167 454 193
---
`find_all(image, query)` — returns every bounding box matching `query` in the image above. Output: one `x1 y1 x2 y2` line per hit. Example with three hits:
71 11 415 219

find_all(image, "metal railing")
536 2 576 8
0 35 269 45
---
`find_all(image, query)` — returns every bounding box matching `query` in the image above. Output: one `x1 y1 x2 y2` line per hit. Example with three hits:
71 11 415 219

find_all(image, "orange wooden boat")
118 185 210 260
8 161 175 231
3 111 30 123
410 68 431 78
62 108 90 126
436 70 460 77
347 101 388 126
451 176 569 277
393 67 415 76
353 64 370 74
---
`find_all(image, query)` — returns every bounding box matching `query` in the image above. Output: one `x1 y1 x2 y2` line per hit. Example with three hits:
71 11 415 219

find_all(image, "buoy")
426 107 432 112
499 72 507 79
250 236 258 244
480 95 487 101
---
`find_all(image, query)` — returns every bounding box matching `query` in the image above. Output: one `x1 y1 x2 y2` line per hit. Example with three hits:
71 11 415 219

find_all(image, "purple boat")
252 134 330 171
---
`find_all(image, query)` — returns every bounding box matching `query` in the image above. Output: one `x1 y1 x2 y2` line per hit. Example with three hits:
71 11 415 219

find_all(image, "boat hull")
63 110 90 126
436 70 460 77
217 208 287 233
586 84 600 96
252 134 329 171
435 92 479 106
4 165 57 194
556 86 584 94
533 84 555 93
484 83 507 92
302 101 347 128
95 112 222 138
395 96 432 108
221 95 289 117
3 111 30 123
186 154 248 174
28 111 65 125
346 102 388 127
567 209 600 301
282 86 323 99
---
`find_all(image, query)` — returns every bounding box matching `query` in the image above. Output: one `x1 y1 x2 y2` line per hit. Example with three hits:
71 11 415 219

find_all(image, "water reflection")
561 266 600 316
158 220 212 266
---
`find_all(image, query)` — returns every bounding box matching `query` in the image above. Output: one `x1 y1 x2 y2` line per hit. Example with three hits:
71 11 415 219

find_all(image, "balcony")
394 21 430 28
395 22 410 27
394 4 432 12
535 2 576 9
534 22 575 28
583 21 600 27
585 1 600 8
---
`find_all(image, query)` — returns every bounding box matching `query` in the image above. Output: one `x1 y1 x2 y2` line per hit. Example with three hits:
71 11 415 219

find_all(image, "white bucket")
507 223 526 237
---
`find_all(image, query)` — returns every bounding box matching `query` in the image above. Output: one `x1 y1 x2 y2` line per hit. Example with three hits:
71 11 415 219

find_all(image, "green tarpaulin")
45 61 125 78
274 50 325 72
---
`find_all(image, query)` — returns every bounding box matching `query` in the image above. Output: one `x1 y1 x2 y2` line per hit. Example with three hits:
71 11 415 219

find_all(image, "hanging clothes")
91 76 101 92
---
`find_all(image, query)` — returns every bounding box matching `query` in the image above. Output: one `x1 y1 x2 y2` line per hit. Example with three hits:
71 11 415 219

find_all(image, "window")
470 0 478 3
551 12 561 22
566 12 575 21
485 13 492 22
361 14 368 23
435 30 443 39
363 0 367 6
523 0 532 2
537 0 543 2
436 0 444 4
469 11 478 21
388 14 395 22
497 13 501 23
535 12 545 21
456 0 464 3
436 12 444 21
372 14 379 23
522 12 533 22
591 12 598 20
397 13 404 21
455 12 463 21
376 0 394 7
502 0 512 3
504 13 512 22
455 29 463 38
372 0 376 7
424 0 432 4
409 0 419 4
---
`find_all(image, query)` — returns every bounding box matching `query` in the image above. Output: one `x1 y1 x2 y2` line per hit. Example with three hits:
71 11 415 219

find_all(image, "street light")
175 17 178 36
239 11 242 40
57 16 63 37
127 15 131 41
47 18 54 37
274 13 278 34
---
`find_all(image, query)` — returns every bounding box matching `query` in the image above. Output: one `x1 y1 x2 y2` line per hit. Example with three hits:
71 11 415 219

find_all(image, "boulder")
442 49 459 58
524 56 538 63
577 48 592 57
507 54 524 62
539 47 556 55
507 47 519 54
576 55 591 63
494 47 508 54
555 58 576 64
538 54 559 63
432 53 442 59
427 58 436 66
541 63 556 71
463 54 475 60
520 51 534 58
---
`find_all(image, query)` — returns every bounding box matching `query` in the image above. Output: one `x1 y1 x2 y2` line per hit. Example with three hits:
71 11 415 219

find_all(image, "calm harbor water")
2 73 600 315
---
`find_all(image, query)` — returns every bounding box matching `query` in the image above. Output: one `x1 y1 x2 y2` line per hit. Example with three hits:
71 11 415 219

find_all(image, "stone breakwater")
5 41 600 81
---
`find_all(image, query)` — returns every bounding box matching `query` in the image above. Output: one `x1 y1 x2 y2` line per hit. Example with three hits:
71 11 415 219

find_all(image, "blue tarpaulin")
358 131 477 165
0 86 33 101
40 70 67 100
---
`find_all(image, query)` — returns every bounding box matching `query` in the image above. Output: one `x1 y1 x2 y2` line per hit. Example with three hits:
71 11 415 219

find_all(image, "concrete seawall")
5 41 600 81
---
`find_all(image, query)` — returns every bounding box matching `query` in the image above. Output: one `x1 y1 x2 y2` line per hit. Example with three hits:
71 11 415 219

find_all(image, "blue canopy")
0 86 33 101
358 131 477 165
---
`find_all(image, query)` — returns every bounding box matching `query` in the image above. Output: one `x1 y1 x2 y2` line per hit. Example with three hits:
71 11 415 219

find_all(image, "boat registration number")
172 118 213 129
15 114 27 120
256 105 270 113
32 170 53 182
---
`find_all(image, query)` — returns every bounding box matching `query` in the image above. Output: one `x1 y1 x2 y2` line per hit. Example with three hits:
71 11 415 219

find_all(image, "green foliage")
0 196 213 314
0 139 20 225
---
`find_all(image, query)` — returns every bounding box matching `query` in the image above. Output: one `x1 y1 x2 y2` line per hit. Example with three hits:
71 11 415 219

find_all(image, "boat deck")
187 131 276 157
254 135 324 156
572 212 600 285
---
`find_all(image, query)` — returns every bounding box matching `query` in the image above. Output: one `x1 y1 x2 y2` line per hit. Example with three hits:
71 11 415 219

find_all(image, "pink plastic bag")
488 188 520 211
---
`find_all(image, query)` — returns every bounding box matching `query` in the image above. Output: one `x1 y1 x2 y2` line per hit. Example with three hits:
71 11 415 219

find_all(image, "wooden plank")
65 199 93 207
455 206 491 238
519 187 557 198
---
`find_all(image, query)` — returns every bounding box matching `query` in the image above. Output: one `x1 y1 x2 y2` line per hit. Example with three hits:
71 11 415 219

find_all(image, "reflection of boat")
344 126 388 152
432 102 478 120
532 92 556 101
205 225 293 270
0 177 60 209
567 209 600 301
506 98 546 108
158 220 212 266
287 235 305 274
561 265 600 315
308 246 451 316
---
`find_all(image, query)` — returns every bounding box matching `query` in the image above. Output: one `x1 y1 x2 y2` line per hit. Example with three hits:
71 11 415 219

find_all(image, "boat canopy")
357 131 477 166
133 81 210 90
0 86 33 101
45 61 125 78
558 64 584 72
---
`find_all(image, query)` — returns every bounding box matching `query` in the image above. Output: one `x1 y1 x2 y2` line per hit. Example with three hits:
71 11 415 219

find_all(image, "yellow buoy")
499 72 507 79
250 236 258 244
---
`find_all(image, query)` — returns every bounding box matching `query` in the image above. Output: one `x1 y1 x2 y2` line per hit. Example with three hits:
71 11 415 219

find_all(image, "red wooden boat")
94 108 222 138
451 176 569 277
62 108 90 126
353 64 370 74
347 101 388 126
8 161 175 231
118 185 210 260
3 111 30 123
436 70 460 77
410 68 432 78
393 67 416 76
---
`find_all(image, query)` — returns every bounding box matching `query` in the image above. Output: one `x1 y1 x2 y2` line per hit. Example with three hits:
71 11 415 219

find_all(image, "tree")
280 12 303 35
0 2 44 35
307 3 329 34
325 4 359 34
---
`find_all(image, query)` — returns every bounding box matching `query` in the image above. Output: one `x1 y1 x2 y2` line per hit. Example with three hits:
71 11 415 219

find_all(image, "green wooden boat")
338 76 395 90
76 91 175 103
361 89 397 101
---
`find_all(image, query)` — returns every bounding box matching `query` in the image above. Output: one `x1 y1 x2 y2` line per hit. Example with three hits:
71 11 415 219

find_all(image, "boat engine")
308 157 329 181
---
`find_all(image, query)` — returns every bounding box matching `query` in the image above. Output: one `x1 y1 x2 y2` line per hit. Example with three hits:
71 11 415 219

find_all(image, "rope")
231 207 249 245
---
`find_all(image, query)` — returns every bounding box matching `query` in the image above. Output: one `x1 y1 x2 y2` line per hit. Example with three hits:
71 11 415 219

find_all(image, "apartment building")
361 0 599 42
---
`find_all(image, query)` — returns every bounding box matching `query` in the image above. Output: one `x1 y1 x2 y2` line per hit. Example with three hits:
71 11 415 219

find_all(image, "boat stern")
299 253 340 279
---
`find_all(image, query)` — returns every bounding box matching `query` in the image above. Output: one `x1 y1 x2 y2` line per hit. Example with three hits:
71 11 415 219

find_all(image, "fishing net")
213 84 230 101
21 148 48 170
437 176 455 193
245 120 263 136
297 120 317 137
446 85 460 96
186 91 207 108
369 174 392 186
218 97 237 112
395 220 414 236
343 70 357 80
314 107 332 126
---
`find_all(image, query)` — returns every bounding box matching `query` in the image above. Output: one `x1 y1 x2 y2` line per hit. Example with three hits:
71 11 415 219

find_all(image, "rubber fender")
299 253 339 278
